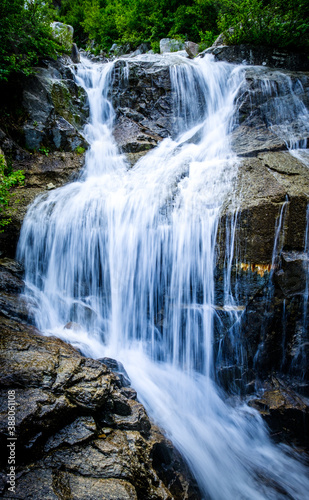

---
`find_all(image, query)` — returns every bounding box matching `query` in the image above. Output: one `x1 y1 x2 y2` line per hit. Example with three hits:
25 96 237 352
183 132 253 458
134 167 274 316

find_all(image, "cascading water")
17 54 309 499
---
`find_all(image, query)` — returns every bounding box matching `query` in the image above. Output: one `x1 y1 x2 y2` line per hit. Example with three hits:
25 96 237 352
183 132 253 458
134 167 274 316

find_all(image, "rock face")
203 44 309 72
0 55 88 258
0 262 201 499
0 151 85 258
111 58 173 165
0 55 88 155
22 56 88 152
248 378 309 449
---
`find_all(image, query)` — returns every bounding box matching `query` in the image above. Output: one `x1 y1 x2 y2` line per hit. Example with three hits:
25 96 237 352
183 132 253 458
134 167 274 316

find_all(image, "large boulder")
248 378 309 449
0 264 201 499
160 38 185 54
184 41 199 59
51 22 74 51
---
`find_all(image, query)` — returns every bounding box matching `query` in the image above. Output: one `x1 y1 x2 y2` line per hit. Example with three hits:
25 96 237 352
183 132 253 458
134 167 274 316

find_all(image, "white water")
18 54 309 499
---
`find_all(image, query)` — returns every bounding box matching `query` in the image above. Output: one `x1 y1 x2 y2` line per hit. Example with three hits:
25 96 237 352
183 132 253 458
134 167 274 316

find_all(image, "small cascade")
252 198 289 369
17 54 309 499
290 203 309 378
250 68 309 150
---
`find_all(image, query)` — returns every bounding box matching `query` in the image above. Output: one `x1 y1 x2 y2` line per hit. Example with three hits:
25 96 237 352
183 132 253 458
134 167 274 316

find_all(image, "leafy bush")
66 0 220 52
218 0 309 52
0 0 65 81
0 154 24 231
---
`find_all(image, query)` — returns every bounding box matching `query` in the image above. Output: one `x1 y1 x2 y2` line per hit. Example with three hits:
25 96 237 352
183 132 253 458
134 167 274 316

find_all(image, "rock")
51 22 74 51
185 41 199 59
21 59 89 152
202 44 309 71
160 38 185 54
231 66 309 157
110 43 131 57
99 357 131 388
137 43 151 54
2 471 138 500
111 59 173 161
211 29 234 48
0 317 201 499
275 251 309 297
248 378 309 448
71 43 80 64
220 152 309 264
0 150 85 258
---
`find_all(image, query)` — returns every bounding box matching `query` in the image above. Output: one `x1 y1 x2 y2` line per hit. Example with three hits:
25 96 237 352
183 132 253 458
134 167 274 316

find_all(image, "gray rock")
111 59 173 162
185 41 199 58
51 22 74 51
275 251 309 297
202 44 309 71
71 43 80 64
21 59 89 153
0 315 201 499
160 38 185 54
44 416 97 452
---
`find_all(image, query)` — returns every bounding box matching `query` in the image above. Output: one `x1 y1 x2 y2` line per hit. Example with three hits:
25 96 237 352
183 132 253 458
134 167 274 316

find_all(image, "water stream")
17 54 309 499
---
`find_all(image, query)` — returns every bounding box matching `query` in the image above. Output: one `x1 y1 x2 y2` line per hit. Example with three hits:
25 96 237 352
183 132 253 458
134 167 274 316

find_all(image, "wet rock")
71 43 80 64
220 152 309 264
203 44 309 71
44 416 97 452
0 316 201 499
111 59 173 162
0 150 85 257
2 469 138 500
21 59 89 152
275 251 309 297
248 378 309 448
99 357 131 388
231 67 309 157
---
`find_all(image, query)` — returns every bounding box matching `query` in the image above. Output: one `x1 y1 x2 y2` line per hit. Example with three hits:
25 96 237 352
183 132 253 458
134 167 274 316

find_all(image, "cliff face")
0 56 89 257
0 47 309 476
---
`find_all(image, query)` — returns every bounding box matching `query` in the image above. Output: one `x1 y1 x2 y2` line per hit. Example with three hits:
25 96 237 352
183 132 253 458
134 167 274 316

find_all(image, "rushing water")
18 54 309 499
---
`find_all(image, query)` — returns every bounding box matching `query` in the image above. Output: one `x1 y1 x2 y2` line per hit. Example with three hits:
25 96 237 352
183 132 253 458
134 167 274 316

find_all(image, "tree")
0 0 64 81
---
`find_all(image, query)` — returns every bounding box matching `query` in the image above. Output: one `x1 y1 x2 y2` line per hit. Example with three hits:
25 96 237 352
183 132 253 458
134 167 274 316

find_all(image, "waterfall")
17 54 309 499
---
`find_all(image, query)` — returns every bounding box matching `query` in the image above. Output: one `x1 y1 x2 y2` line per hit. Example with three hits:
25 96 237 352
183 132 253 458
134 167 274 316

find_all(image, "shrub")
0 0 65 82
218 0 309 53
0 154 25 231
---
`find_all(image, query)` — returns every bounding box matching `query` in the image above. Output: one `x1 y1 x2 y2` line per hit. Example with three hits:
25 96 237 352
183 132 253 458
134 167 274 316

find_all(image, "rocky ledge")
0 261 200 500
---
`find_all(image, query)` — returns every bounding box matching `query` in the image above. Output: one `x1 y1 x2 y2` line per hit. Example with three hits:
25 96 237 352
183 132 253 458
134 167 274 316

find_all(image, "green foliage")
57 0 88 47
75 146 85 155
0 154 25 230
218 0 309 52
0 0 66 82
57 0 308 54
39 146 49 156
67 0 220 52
